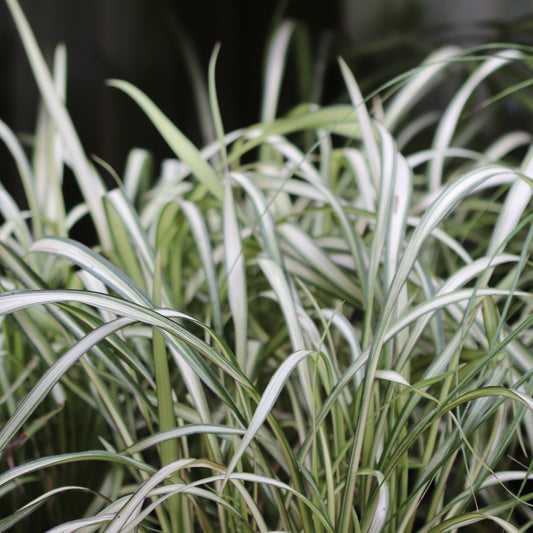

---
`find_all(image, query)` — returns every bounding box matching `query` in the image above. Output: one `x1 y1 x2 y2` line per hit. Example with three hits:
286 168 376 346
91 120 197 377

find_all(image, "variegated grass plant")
1 0 533 531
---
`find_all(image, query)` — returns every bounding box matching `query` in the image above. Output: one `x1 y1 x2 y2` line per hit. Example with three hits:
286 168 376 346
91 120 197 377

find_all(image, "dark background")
0 0 338 184
1 0 533 195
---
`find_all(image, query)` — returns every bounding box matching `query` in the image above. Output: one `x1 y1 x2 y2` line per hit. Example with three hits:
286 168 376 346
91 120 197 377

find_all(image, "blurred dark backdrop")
1 0 533 197
0 0 341 190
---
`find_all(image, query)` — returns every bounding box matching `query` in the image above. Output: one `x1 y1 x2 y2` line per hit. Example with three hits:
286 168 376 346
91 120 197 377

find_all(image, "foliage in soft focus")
1 1 533 531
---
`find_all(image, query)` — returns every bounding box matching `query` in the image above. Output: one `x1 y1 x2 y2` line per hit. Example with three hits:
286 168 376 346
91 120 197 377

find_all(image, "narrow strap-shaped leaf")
278 223 363 303
30 237 152 305
223 178 248 369
428 49 521 191
0 450 154 491
108 79 223 200
0 119 40 240
5 0 110 247
261 21 296 123
0 317 133 453
0 289 246 422
429 513 520 533
487 145 533 258
224 350 312 484
339 165 522 532
230 172 283 265
180 200 224 334
123 148 153 204
384 46 460 131
339 57 380 185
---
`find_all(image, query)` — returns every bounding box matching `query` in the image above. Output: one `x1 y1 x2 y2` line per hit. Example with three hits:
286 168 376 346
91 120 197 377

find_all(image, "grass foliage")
1 1 533 531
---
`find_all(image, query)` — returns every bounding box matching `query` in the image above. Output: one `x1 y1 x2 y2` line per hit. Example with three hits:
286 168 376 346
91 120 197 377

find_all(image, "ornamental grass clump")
1 0 533 531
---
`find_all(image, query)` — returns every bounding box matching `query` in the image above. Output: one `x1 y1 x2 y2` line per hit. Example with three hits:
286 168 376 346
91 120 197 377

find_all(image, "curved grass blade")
384 386 533 486
123 148 153 205
179 200 223 333
33 43 67 238
103 196 147 289
224 349 312 485
339 57 380 183
0 486 97 532
0 182 32 252
258 258 305 351
0 317 135 453
486 145 533 258
0 289 247 424
228 105 361 165
34 229 231 439
230 172 282 265
428 49 522 191
358 470 389 533
384 46 461 131
338 164 522 532
30 237 152 305
278 223 363 303
5 0 110 247
0 450 154 492
207 42 227 169
107 79 223 200
123 425 245 456
0 119 40 240
383 136 412 289
429 512 520 533
264 135 368 296
104 458 196 533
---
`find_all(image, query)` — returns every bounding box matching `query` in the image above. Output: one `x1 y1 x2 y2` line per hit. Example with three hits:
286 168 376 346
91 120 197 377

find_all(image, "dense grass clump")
1 1 533 531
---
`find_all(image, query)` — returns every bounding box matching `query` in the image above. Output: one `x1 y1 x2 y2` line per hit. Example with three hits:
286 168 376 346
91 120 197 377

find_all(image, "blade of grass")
0 317 135 453
152 254 182 532
338 164 522 532
0 289 247 425
107 79 223 200
0 119 40 241
428 49 522 191
5 0 111 247
179 200 224 334
339 57 380 184
261 20 295 123
223 178 248 370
